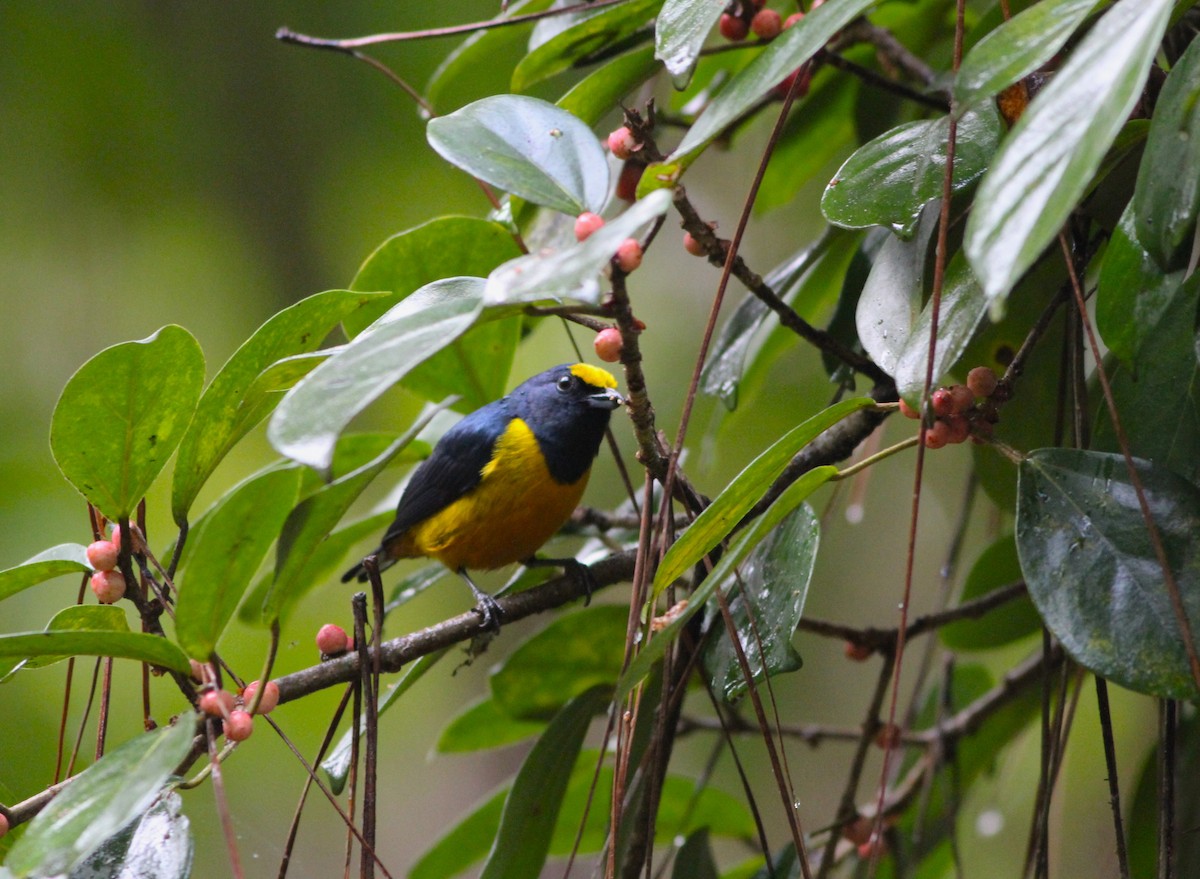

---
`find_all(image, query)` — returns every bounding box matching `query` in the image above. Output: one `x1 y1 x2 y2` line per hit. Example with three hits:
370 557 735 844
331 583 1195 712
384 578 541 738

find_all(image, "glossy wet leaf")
174 467 301 659
51 326 204 521
427 95 609 215
822 108 999 238
490 604 627 719
479 687 608 879
64 791 191 879
0 544 91 604
170 289 383 524
268 277 485 475
964 0 1173 312
704 503 818 701
1017 449 1200 698
512 0 658 92
1134 34 1200 270
558 46 659 127
484 188 671 305
1096 205 1186 367
3 720 195 878
671 0 876 165
952 0 1100 114
656 0 725 89
437 696 547 753
940 535 1040 650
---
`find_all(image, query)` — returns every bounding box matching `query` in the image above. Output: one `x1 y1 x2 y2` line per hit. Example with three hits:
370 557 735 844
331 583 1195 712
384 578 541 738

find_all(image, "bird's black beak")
588 388 624 410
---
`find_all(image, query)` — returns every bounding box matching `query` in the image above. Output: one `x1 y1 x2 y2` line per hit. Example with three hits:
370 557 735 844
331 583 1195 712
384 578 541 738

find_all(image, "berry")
784 11 804 28
843 815 873 846
719 13 749 41
772 65 812 100
317 623 350 656
86 540 119 572
683 231 706 256
897 398 919 419
607 126 636 160
924 420 951 449
844 640 871 662
930 388 954 417
945 415 971 445
109 524 123 552
224 709 254 742
199 689 235 718
874 722 902 750
0 812 8 839
243 680 280 715
967 366 999 399
615 161 644 202
594 327 624 363
90 570 126 604
857 837 886 860
751 8 782 39
614 238 643 273
948 384 974 414
574 212 605 242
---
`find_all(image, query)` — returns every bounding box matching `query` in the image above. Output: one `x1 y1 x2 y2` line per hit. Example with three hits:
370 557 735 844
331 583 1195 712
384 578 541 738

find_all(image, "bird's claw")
472 593 504 632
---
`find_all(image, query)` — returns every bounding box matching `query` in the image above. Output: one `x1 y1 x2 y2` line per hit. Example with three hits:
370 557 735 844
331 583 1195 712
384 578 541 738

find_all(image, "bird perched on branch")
343 363 623 630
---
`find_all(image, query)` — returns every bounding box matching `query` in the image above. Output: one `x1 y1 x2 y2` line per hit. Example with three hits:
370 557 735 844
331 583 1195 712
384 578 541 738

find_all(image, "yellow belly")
396 418 590 571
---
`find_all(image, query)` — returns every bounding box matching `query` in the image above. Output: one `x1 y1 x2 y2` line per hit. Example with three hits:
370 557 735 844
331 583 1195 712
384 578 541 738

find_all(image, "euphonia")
342 363 624 629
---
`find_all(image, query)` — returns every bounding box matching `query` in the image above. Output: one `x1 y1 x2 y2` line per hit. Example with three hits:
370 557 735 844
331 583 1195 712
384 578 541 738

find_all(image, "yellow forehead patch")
570 363 617 389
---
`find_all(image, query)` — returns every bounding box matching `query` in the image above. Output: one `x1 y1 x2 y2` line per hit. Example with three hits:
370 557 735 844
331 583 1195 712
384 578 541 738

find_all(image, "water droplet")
976 809 1004 837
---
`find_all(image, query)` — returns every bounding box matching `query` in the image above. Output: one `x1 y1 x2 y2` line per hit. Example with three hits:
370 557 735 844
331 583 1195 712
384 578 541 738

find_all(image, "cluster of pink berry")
718 0 807 42
573 210 644 274
85 526 127 604
899 366 1001 448
193 661 279 743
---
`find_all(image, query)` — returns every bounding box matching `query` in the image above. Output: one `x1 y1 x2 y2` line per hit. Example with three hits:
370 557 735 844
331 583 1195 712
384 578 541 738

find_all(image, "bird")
342 362 624 630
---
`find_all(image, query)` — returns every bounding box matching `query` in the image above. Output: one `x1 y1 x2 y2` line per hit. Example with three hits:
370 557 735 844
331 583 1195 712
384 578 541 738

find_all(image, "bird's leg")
522 556 597 606
457 568 503 632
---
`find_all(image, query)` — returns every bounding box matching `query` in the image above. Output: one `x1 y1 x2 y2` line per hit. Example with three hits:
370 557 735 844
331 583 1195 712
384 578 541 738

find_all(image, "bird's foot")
472 591 505 632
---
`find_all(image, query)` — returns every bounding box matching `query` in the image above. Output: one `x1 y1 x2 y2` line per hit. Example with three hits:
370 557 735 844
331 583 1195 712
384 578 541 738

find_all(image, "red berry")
607 126 636 160
857 837 886 860
683 232 706 256
924 420 951 449
844 640 871 661
317 623 350 656
944 415 971 445
614 238 643 273
90 570 126 604
843 815 873 845
948 384 974 414
897 398 919 419
199 689 235 718
86 540 119 572
574 212 605 242
930 388 954 417
0 812 8 839
594 327 624 363
109 524 123 552
772 65 812 100
224 709 254 742
615 161 643 202
243 680 280 715
967 366 999 398
751 8 782 39
784 11 804 27
718 13 749 41
874 722 902 750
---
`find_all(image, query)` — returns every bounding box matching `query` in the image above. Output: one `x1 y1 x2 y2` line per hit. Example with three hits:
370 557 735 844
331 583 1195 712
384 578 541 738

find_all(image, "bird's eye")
556 374 574 393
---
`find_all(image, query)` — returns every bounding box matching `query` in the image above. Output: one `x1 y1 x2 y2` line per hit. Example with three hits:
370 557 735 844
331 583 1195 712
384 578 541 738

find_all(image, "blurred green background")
0 4 1156 878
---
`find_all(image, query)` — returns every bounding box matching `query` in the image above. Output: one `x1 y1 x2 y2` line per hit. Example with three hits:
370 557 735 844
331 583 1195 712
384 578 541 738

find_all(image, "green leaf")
1134 34 1200 269
673 829 719 879
671 0 876 166
171 290 385 524
436 696 547 753
490 604 627 719
621 465 838 700
62 790 192 879
0 607 190 674
484 188 672 305
24 605 129 670
346 218 523 413
427 95 609 215
1096 204 1187 367
268 277 485 475
1017 449 1200 698
940 535 1041 650
558 46 660 127
3 720 195 878
0 544 91 604
822 108 1000 238
51 326 205 521
952 0 1101 114
174 467 301 659
655 0 725 89
654 397 872 596
411 787 506 879
964 0 1173 313
704 503 818 701
512 0 658 92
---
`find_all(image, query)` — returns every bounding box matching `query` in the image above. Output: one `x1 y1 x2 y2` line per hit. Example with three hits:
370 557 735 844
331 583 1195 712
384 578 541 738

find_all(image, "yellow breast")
399 418 590 571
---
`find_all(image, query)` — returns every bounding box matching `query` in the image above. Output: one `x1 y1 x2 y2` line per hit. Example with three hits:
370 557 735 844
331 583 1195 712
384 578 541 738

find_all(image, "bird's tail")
340 548 398 584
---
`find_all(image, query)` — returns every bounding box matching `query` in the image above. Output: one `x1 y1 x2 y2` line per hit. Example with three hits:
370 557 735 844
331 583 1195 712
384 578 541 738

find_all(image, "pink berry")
109 524 123 551
0 812 8 839
948 384 974 414
751 8 782 39
897 398 919 419
718 13 749 41
614 238 643 273
683 231 706 256
844 641 871 662
967 366 999 398
607 126 636 160
924 420 951 449
615 161 643 202
86 540 119 572
594 328 624 363
930 388 954 417
90 570 126 604
243 680 280 715
199 689 235 718
224 709 254 742
317 623 350 656
784 11 804 28
574 212 605 242
945 415 971 445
